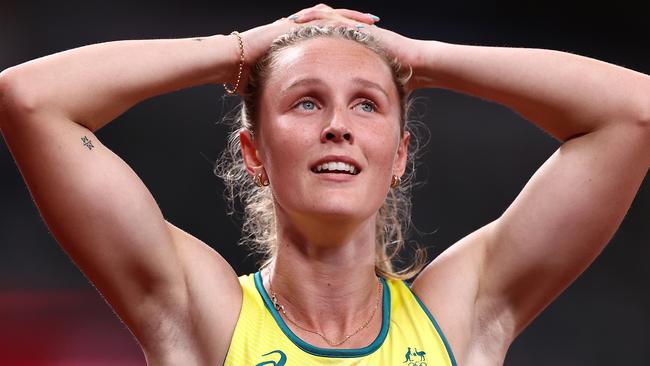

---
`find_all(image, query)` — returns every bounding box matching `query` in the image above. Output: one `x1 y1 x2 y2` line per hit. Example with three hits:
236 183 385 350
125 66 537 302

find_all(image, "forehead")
267 37 395 92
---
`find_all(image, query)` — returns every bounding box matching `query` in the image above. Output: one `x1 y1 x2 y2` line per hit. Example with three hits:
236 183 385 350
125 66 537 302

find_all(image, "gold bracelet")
224 31 244 95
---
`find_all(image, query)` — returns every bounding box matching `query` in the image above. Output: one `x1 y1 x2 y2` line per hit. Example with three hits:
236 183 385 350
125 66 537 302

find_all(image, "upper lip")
310 155 362 174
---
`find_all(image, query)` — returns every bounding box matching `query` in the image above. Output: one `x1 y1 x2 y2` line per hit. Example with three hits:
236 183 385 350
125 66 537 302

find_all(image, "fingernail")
367 13 380 21
355 24 365 29
288 15 298 20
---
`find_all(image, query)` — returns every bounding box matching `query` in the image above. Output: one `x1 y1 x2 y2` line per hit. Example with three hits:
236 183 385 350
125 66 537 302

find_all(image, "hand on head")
237 4 379 91
237 4 421 94
291 5 426 94
288 3 379 27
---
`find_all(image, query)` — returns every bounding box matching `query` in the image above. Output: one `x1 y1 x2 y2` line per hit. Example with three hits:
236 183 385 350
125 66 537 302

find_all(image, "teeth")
314 161 358 174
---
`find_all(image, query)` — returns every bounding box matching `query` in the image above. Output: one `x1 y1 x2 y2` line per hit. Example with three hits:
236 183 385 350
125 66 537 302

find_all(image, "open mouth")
311 161 360 175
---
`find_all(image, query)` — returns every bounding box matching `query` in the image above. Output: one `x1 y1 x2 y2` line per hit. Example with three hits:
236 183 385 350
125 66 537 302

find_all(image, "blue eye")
358 100 376 113
297 100 316 110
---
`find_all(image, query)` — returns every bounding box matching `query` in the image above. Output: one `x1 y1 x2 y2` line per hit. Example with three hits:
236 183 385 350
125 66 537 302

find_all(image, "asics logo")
255 350 287 366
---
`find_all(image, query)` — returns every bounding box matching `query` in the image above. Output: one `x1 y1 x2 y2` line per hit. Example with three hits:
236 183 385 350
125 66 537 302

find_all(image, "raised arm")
375 31 650 362
0 7 379 363
0 32 252 364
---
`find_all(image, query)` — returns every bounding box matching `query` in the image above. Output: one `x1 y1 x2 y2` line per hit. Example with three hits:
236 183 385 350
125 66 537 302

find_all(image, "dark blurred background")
1 0 648 364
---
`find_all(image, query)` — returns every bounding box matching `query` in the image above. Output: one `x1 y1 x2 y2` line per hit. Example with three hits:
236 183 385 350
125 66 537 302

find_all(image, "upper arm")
2 108 186 329
413 123 649 360
482 125 649 334
0 71 240 357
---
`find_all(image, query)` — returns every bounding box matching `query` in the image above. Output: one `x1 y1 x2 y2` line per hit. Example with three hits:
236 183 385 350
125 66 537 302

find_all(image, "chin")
272 179 386 225
300 198 380 224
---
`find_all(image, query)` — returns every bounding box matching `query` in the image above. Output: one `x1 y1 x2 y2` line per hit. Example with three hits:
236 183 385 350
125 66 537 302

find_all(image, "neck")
264 209 383 347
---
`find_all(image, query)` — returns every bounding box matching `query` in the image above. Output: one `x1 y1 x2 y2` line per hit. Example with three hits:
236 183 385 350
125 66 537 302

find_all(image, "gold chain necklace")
267 269 382 347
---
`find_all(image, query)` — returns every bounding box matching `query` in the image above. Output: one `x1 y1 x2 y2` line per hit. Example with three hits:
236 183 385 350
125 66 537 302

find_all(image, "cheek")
365 124 401 171
260 122 312 179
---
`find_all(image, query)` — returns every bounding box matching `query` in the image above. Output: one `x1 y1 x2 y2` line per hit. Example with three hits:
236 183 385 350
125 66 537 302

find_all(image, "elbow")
0 66 42 129
627 89 650 165
638 96 650 138
612 83 650 143
633 79 650 134
627 99 650 152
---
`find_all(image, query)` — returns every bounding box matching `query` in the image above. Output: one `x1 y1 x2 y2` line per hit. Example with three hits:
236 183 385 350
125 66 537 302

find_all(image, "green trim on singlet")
253 271 390 358
406 282 458 366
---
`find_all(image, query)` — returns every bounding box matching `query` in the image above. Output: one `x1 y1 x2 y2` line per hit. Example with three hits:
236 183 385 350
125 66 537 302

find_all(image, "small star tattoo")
81 136 94 150
193 38 204 42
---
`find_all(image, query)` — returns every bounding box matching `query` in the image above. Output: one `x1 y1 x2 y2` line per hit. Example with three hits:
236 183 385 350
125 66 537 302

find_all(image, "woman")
1 3 648 365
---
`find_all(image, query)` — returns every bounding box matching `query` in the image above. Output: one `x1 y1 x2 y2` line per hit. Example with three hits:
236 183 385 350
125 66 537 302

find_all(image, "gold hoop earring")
390 175 401 189
254 172 269 187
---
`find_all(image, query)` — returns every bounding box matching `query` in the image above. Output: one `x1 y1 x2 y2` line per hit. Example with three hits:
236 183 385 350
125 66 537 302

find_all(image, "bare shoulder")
411 222 510 365
139 221 242 365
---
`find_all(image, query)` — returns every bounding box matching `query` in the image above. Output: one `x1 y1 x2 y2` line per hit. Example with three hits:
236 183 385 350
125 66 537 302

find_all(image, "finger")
290 7 379 25
313 3 333 10
288 3 333 23
292 9 327 23
335 8 380 24
301 19 359 29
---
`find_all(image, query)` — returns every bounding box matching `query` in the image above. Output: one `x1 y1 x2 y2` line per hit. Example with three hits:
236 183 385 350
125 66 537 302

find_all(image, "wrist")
409 39 446 90
222 32 245 94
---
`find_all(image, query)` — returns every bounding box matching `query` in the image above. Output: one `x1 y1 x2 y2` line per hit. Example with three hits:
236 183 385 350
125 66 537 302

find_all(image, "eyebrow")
350 77 390 99
281 77 390 99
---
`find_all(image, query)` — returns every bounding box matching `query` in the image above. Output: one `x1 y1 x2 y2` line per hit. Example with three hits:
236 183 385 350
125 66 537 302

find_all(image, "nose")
320 111 353 143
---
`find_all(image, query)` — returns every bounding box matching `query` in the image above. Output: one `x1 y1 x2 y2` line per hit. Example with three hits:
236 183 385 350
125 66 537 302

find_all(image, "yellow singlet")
223 272 457 366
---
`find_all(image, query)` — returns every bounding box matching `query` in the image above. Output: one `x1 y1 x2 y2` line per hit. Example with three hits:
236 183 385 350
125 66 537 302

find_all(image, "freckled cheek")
263 128 313 179
364 132 400 173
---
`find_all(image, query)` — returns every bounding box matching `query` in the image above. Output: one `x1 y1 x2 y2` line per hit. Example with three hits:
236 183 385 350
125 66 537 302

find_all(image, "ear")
394 131 410 177
240 129 263 176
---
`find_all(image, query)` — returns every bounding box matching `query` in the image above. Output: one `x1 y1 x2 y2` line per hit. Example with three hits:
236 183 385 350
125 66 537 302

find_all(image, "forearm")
413 41 650 140
0 34 239 131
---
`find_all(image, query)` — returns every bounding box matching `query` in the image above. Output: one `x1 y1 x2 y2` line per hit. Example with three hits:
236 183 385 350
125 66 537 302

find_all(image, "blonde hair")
215 26 426 280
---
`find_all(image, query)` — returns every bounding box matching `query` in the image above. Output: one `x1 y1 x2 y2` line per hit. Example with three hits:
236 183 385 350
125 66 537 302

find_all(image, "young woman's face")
246 37 409 226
